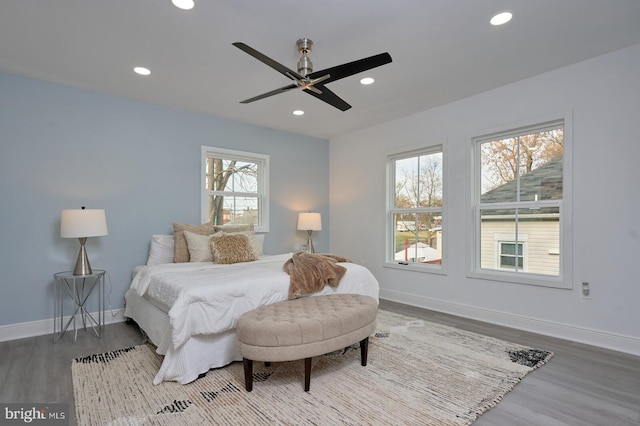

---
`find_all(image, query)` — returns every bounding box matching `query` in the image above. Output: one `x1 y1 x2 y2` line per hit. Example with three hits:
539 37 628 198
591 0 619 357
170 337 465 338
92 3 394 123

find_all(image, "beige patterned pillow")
209 233 257 264
173 222 212 263
215 230 263 258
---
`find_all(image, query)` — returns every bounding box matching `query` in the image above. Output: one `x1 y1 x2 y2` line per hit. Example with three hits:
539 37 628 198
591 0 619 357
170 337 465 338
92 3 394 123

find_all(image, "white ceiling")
2 0 640 140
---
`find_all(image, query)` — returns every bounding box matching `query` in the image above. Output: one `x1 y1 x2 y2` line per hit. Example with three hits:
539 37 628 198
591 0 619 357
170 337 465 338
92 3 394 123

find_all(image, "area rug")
72 309 552 425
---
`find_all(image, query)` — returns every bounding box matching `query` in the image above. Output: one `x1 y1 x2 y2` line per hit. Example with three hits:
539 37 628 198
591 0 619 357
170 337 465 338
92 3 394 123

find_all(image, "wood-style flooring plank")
1 301 639 425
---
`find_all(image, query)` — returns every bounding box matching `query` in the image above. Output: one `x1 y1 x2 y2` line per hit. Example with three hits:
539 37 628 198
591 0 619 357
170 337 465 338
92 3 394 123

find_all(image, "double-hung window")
499 242 524 270
387 145 444 272
201 146 269 232
469 119 571 288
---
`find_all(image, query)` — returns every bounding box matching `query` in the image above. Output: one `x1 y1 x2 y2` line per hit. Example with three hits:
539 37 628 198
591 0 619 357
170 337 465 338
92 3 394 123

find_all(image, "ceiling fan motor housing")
297 38 313 76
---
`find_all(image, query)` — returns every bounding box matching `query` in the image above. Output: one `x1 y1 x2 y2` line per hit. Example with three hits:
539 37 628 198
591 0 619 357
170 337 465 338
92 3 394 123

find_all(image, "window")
499 242 524 270
201 146 269 232
387 145 444 272
469 119 571 287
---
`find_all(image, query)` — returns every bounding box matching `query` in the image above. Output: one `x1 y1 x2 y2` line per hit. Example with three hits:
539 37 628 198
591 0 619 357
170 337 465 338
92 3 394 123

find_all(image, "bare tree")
481 129 563 192
395 154 442 208
205 158 257 224
420 155 442 208
394 153 442 240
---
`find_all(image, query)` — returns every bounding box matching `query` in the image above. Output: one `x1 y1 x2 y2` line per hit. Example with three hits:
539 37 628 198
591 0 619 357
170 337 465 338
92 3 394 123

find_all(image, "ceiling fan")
232 38 392 111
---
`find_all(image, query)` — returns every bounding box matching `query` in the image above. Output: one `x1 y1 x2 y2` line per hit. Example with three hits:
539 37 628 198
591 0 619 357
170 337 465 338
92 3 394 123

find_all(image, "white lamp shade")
60 209 108 238
297 212 321 231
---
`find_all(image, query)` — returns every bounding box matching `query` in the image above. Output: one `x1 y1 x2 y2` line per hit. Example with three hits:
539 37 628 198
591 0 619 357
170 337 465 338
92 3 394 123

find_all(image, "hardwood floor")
0 322 144 425
1 301 638 425
380 300 640 426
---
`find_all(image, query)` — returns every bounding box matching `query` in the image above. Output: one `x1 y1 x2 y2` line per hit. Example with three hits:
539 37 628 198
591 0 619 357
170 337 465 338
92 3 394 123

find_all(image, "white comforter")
130 253 379 350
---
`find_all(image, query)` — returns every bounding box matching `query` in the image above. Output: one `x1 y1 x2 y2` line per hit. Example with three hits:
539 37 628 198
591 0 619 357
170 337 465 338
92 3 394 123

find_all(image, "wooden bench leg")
360 337 369 366
245 339 369 393
243 358 253 392
304 357 312 392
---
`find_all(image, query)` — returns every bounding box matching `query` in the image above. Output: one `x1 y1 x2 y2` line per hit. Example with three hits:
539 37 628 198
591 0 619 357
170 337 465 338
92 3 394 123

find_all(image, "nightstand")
53 269 105 343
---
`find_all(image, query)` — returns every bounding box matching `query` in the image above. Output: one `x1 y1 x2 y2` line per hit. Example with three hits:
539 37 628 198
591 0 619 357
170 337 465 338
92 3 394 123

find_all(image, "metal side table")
53 269 105 343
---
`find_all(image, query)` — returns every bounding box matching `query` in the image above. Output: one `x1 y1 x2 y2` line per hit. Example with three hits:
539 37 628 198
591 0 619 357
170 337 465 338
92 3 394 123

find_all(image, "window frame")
200 145 270 232
497 241 526 271
467 117 572 289
385 143 446 274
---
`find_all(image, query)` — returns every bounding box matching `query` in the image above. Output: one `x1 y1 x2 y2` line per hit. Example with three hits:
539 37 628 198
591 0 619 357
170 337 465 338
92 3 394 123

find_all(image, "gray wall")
0 71 329 326
330 43 640 355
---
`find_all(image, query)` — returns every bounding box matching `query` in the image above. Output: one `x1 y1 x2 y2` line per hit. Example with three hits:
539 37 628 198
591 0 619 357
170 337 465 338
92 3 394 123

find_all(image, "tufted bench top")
237 294 378 348
237 294 378 392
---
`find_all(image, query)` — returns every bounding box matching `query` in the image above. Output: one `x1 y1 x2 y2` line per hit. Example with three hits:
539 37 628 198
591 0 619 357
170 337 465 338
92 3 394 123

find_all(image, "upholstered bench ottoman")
236 293 378 392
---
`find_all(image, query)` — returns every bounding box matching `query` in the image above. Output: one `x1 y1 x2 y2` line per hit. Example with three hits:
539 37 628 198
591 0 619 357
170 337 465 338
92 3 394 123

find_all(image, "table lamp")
60 207 108 275
297 212 321 253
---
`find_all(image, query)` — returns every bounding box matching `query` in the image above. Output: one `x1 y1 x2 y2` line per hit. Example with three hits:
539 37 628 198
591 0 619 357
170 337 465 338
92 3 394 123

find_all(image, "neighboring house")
479 157 562 275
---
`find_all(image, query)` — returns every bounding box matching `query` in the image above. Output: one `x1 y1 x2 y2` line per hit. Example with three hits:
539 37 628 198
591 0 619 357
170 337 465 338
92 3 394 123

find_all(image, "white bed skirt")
124 289 242 385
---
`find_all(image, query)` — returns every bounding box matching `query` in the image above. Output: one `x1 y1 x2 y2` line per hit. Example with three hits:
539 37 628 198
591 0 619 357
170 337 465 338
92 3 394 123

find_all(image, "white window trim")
466 114 573 289
384 142 447 275
200 145 270 232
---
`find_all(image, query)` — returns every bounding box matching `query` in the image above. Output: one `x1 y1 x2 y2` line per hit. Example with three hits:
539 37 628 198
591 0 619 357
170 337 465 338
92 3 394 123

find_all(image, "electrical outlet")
581 282 591 299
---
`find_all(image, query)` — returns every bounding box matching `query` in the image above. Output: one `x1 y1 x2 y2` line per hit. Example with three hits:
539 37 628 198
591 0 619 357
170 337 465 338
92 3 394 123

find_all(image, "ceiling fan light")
490 11 513 26
171 0 195 10
360 77 375 85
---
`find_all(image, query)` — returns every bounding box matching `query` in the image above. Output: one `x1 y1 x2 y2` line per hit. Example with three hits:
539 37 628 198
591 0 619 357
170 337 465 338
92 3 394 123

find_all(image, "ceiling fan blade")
240 83 298 104
303 84 352 111
233 42 305 81
307 52 392 84
305 85 323 95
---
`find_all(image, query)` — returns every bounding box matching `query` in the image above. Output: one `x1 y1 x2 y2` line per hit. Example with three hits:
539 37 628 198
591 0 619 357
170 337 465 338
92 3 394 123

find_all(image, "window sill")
384 262 446 275
467 269 571 289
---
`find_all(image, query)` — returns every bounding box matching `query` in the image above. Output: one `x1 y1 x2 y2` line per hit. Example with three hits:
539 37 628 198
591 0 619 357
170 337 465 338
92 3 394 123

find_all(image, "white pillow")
146 235 175 266
183 230 214 262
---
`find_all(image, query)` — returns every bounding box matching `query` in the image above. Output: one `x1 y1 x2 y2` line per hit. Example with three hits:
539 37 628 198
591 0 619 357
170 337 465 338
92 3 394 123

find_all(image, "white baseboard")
380 289 640 357
0 309 126 343
5 294 640 357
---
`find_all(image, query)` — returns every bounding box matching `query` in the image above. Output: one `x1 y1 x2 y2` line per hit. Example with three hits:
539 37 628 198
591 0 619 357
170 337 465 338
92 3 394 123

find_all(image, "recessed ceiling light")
171 0 195 10
360 77 375 85
490 11 513 26
133 66 151 76
293 110 304 116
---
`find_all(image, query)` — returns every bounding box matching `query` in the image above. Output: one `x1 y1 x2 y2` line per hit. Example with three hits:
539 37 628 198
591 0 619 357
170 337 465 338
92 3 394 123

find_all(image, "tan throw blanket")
283 252 351 299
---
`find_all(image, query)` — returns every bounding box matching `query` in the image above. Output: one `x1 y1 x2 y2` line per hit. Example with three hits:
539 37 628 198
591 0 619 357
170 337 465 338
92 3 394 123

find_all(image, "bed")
123 229 379 385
